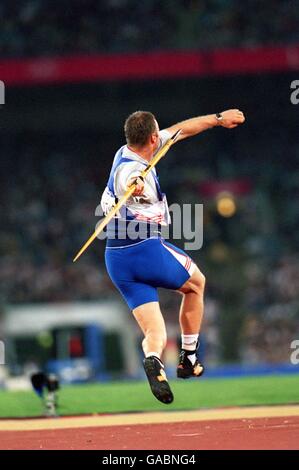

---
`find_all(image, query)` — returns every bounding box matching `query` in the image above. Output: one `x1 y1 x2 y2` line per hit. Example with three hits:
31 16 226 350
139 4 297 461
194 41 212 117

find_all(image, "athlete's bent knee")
178 267 205 295
197 271 206 290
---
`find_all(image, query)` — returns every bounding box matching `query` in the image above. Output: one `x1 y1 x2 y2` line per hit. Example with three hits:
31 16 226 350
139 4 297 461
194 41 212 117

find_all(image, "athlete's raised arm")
164 109 245 142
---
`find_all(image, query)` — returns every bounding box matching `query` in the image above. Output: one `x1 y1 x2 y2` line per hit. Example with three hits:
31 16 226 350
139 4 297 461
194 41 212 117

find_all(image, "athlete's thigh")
177 263 205 294
105 238 195 300
153 239 196 290
105 246 159 310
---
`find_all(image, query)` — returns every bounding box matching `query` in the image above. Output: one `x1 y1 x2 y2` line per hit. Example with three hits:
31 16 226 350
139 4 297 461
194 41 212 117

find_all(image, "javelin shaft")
73 129 181 262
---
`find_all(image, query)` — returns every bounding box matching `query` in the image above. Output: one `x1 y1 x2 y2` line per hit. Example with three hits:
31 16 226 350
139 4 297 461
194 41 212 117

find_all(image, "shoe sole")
177 364 205 379
143 358 174 404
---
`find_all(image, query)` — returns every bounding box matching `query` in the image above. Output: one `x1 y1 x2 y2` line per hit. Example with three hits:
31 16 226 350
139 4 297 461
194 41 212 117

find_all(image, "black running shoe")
143 356 174 404
177 349 205 379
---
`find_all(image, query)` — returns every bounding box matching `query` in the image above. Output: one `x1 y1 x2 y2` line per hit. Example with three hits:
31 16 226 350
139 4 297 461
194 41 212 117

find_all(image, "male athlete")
101 109 245 403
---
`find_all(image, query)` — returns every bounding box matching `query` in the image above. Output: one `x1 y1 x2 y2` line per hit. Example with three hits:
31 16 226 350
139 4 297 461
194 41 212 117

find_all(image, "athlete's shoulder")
158 129 172 149
113 146 146 180
159 129 172 140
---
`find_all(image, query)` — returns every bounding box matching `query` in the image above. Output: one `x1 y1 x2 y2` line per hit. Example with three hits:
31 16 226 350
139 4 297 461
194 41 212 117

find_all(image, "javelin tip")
73 252 81 262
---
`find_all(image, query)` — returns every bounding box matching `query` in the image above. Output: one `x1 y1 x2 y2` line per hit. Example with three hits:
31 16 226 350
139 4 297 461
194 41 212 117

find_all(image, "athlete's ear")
150 132 159 144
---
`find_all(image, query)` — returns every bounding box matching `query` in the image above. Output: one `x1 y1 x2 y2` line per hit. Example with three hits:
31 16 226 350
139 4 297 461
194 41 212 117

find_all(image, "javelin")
73 129 182 262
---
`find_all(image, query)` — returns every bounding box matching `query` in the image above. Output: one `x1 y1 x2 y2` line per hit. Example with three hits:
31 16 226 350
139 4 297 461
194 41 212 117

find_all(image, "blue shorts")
105 237 195 310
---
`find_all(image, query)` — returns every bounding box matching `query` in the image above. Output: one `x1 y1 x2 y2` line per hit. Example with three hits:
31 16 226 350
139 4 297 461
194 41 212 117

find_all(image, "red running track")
0 416 298 450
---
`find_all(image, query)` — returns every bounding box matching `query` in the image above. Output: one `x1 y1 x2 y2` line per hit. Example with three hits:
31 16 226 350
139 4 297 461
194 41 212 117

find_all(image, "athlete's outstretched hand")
219 109 245 129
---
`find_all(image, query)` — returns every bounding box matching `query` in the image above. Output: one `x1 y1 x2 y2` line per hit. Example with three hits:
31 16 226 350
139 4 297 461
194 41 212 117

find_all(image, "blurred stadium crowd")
1 0 299 57
1 0 298 367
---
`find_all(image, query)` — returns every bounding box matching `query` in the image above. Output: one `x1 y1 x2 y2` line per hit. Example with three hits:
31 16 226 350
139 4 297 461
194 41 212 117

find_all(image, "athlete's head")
124 111 159 151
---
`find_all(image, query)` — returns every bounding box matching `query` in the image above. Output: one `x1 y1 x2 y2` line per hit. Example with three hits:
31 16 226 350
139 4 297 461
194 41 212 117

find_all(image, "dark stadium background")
0 0 298 388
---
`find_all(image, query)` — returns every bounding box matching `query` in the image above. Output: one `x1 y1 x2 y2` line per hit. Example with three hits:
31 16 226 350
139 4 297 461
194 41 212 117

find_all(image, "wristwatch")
215 112 223 122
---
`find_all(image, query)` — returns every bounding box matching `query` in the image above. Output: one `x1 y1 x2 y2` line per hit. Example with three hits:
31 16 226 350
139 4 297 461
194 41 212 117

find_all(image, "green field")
0 374 298 418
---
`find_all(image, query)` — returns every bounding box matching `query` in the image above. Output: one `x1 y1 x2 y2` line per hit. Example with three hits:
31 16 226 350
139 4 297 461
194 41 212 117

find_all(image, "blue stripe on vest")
105 147 165 242
107 147 163 201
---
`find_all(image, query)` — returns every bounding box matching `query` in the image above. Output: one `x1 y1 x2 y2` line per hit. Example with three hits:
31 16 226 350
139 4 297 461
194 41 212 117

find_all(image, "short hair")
124 111 157 147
